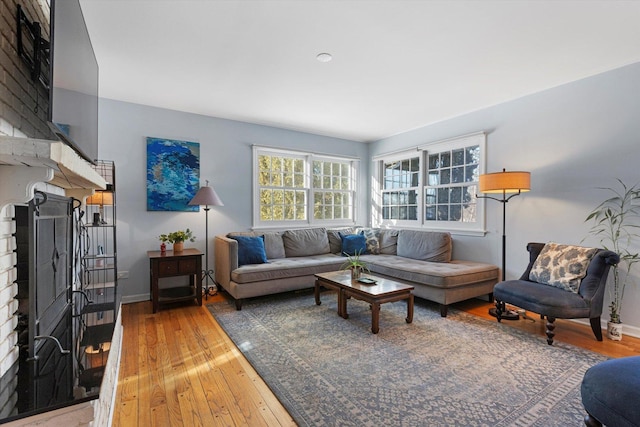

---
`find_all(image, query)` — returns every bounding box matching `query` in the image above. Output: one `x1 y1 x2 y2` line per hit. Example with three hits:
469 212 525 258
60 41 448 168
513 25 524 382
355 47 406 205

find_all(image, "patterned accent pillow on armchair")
528 242 598 292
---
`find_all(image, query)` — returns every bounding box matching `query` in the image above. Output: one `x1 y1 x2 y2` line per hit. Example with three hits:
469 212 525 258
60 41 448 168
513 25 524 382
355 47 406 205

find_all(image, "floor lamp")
477 168 530 319
189 180 224 298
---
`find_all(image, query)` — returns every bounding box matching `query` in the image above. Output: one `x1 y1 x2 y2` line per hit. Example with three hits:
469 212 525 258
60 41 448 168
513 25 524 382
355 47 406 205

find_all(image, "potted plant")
340 249 370 280
584 179 640 340
159 229 196 252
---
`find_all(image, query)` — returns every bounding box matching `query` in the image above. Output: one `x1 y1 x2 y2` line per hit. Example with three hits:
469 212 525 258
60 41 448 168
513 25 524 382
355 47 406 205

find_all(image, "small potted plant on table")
340 249 370 280
159 229 196 253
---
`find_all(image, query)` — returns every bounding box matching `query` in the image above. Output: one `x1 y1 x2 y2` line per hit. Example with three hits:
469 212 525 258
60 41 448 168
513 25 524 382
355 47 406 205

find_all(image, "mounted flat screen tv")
48 0 98 164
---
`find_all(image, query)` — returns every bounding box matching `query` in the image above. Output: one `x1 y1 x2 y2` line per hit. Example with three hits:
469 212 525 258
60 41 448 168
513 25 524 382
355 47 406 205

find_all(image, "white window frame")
373 132 486 235
253 146 358 229
377 151 422 229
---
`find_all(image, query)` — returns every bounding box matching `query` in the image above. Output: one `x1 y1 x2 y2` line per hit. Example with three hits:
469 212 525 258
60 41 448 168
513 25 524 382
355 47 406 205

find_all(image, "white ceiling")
79 0 640 142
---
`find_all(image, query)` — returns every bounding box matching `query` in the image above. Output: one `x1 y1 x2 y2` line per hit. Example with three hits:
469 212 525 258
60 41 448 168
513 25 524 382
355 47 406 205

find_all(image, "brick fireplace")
1 1 121 423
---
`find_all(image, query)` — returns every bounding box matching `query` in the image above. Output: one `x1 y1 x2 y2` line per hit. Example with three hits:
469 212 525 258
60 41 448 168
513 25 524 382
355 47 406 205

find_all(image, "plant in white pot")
584 179 640 340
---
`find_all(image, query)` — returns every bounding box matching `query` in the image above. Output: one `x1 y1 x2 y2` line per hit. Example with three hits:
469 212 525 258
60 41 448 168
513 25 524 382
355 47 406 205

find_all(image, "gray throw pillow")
327 227 355 254
263 232 286 259
283 228 330 257
378 229 399 255
396 230 451 262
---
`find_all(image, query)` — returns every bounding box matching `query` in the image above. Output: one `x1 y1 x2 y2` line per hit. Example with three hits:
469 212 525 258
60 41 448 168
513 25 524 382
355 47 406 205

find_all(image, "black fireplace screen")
6 191 84 421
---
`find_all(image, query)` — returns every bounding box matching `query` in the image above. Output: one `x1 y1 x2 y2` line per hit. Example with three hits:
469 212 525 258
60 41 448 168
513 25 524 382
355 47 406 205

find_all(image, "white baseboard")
571 318 640 339
121 293 150 304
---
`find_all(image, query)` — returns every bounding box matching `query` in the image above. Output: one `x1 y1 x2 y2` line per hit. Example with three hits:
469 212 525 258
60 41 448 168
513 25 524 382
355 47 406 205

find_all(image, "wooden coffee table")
314 271 414 334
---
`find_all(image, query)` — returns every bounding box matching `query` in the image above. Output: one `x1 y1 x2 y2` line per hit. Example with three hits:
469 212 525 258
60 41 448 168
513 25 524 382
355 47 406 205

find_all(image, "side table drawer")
158 260 178 275
178 259 197 274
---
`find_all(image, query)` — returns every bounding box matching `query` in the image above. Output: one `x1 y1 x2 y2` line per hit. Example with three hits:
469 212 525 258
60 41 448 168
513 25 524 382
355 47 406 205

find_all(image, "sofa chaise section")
361 254 500 316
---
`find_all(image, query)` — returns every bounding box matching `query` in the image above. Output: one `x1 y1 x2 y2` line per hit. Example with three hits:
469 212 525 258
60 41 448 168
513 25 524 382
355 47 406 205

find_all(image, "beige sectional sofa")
214 227 499 316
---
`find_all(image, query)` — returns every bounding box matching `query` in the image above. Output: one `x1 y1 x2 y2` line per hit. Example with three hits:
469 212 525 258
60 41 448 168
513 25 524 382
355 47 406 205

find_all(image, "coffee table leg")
340 289 349 319
371 302 380 334
406 293 414 324
315 280 321 305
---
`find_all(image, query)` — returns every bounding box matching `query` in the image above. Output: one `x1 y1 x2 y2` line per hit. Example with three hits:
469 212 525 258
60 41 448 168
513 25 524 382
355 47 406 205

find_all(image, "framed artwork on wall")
146 137 200 211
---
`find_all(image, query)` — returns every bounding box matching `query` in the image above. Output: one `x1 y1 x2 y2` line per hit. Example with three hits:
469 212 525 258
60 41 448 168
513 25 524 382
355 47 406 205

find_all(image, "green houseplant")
584 179 640 337
159 229 196 252
340 249 370 280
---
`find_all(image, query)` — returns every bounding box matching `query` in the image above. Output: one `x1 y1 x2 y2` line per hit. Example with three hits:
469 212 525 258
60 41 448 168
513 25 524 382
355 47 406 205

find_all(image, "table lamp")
86 190 113 225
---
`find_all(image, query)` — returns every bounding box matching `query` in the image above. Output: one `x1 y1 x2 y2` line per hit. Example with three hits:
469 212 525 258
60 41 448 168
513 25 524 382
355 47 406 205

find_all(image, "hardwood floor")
112 293 640 426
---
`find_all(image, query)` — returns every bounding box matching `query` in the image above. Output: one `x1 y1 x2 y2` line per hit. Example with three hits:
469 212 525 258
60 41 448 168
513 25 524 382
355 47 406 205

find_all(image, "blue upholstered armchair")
493 242 619 345
581 356 640 427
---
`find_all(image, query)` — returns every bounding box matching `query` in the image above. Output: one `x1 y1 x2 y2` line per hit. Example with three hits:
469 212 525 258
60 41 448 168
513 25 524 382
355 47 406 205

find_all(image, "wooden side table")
148 248 203 313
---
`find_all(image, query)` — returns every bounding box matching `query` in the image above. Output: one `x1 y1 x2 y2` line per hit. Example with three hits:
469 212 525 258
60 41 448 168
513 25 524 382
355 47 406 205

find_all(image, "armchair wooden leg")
590 317 603 341
545 316 556 345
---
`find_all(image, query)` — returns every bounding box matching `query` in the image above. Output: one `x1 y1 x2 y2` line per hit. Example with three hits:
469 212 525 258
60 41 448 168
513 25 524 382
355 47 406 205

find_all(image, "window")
374 132 486 234
382 156 419 221
425 144 480 224
312 160 353 221
257 153 306 222
254 147 357 227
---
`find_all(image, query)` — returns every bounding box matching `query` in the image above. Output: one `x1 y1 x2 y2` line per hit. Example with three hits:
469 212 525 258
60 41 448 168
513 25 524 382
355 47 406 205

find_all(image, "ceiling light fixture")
316 52 332 63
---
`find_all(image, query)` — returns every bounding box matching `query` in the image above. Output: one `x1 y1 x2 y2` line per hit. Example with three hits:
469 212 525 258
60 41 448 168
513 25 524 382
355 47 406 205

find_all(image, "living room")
89 4 640 337
1 1 640 425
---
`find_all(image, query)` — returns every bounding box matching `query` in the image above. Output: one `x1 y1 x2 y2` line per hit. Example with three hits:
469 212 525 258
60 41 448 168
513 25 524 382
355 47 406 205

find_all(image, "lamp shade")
188 185 224 206
479 170 530 194
86 191 113 206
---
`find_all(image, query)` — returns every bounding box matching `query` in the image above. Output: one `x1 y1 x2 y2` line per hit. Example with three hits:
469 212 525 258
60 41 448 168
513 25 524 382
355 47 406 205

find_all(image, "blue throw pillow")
232 235 268 266
339 232 367 256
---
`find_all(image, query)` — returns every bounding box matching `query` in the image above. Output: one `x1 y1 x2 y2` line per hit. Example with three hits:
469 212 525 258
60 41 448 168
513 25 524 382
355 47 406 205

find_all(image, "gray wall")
98 100 370 301
370 61 640 333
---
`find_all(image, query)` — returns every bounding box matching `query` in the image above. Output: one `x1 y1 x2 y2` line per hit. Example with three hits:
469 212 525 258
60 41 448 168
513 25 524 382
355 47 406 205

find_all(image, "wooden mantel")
0 136 106 209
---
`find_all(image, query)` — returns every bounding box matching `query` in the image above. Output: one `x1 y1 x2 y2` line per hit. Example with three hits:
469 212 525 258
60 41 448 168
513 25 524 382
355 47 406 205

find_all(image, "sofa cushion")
327 227 355 254
396 230 451 262
493 279 591 319
364 254 498 288
529 242 598 293
378 229 399 255
231 254 344 283
340 232 367 256
283 228 330 257
231 235 268 266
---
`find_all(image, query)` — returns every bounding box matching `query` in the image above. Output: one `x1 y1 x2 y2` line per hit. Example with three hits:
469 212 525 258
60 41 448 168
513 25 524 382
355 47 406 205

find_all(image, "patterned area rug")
208 290 606 426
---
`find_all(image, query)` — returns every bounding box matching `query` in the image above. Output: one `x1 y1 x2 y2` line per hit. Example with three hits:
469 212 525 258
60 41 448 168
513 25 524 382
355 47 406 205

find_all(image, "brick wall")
0 0 51 382
0 0 52 139
1 0 50 417
0 204 18 417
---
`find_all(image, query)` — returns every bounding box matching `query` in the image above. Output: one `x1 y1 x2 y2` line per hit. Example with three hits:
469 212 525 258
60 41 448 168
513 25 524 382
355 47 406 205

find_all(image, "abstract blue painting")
146 137 200 211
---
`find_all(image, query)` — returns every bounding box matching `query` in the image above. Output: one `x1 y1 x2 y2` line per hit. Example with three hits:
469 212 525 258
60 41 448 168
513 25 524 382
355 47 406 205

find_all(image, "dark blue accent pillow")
339 232 367 256
232 235 268 266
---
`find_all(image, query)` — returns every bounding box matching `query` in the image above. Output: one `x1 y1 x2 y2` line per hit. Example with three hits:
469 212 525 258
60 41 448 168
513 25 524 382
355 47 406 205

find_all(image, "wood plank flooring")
112 292 640 426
